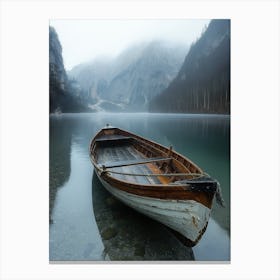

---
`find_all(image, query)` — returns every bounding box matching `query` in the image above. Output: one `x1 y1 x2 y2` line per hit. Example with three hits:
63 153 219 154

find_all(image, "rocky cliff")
149 20 230 114
49 26 89 113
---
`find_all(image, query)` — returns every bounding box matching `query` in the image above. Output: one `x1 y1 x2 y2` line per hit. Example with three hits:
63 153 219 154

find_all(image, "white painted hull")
96 173 211 244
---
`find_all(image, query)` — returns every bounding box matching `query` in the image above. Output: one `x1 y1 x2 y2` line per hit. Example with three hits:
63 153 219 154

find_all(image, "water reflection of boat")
92 172 194 260
90 126 221 247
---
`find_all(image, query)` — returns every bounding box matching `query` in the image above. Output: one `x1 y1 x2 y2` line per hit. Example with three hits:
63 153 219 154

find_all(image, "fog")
50 19 210 70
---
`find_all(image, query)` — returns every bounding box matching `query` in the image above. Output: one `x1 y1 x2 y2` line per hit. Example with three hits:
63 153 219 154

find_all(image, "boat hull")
96 171 211 246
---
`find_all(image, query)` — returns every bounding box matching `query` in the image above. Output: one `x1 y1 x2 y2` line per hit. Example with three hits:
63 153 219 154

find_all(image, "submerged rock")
105 196 118 207
134 244 145 257
101 227 118 240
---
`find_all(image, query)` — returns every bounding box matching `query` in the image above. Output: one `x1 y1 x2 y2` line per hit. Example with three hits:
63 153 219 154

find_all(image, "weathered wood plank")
96 144 167 184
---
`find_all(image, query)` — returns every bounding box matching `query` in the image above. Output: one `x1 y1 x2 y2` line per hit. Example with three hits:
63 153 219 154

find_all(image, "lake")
49 113 230 261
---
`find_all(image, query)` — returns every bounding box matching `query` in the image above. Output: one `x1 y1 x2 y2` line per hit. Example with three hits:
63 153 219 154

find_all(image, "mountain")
69 41 188 111
149 20 230 114
68 56 112 103
49 26 90 113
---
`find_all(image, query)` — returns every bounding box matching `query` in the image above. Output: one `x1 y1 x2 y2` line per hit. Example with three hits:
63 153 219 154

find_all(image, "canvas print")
49 19 230 261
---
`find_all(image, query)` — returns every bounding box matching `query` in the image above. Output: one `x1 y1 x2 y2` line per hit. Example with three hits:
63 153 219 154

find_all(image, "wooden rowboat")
89 125 222 247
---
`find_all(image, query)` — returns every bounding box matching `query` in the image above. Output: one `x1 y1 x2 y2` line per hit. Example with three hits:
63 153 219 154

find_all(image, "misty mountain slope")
104 41 187 110
49 26 90 113
149 20 230 114
69 41 188 111
68 57 112 102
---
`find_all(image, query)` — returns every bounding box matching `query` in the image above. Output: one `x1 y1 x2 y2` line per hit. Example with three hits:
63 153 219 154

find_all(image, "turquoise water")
49 113 230 261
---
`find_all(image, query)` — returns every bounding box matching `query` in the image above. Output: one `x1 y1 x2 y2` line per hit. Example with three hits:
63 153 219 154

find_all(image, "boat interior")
91 128 203 185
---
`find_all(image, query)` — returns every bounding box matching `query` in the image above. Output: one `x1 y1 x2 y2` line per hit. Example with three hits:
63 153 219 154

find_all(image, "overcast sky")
50 19 210 70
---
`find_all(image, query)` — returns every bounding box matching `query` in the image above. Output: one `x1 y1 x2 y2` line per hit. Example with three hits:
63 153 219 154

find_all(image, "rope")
98 166 207 178
215 181 226 208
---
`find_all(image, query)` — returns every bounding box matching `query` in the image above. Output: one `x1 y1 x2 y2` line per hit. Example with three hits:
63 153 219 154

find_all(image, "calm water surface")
49 113 230 261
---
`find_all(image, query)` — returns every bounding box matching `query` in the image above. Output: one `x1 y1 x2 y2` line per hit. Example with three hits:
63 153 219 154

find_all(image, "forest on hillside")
149 20 230 114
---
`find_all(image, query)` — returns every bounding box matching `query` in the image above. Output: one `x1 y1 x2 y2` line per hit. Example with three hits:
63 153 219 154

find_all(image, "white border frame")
1 0 279 279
